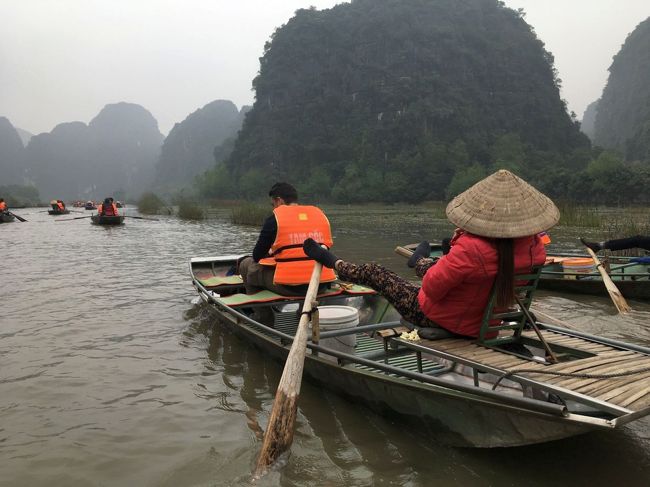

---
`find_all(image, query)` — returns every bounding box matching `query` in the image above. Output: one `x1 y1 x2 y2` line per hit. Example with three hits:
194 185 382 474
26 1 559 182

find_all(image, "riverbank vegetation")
0 184 41 207
231 203 269 226
137 192 166 214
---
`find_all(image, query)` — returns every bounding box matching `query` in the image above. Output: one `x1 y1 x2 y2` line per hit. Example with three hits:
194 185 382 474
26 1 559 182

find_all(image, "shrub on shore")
137 192 165 214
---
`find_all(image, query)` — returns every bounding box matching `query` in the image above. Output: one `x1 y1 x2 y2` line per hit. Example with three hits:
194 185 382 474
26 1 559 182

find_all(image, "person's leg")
239 257 265 294
414 257 437 278
605 235 650 252
336 261 438 327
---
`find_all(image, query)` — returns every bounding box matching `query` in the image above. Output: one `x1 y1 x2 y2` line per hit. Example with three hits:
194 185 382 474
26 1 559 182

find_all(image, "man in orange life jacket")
0 198 7 212
97 197 119 216
238 182 336 296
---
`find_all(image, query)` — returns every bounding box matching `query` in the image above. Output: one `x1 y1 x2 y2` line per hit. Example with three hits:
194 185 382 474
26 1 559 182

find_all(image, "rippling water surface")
1 206 650 486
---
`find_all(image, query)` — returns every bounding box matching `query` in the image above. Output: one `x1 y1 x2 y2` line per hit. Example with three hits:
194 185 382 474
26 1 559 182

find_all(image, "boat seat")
476 266 543 348
219 283 376 307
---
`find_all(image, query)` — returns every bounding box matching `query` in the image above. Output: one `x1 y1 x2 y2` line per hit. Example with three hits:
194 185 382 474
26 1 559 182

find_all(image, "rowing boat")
48 208 70 215
91 214 124 225
401 243 650 301
0 212 15 223
190 254 650 447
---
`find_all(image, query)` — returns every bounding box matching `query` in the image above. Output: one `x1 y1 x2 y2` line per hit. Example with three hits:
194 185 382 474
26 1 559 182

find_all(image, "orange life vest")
98 203 118 216
0 202 6 211
57 202 65 210
259 205 336 285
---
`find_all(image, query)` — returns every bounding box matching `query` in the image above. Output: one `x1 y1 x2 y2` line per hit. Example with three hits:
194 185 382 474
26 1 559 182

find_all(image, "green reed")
557 202 602 228
231 203 269 226
177 200 204 220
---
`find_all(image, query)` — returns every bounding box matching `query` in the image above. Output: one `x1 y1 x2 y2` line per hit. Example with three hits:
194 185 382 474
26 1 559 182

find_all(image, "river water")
1 206 649 486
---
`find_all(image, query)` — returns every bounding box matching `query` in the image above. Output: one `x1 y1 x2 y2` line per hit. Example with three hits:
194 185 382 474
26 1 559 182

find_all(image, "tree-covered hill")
24 103 163 200
594 17 650 160
0 117 25 185
154 100 248 189
200 0 588 202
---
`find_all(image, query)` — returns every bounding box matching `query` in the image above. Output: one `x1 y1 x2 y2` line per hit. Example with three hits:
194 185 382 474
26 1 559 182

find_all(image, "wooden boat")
401 243 650 301
91 214 124 225
190 255 650 447
48 208 70 215
0 212 15 223
85 202 96 210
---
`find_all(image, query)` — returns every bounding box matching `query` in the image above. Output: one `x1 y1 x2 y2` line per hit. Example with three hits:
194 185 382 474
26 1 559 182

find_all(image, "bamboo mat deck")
412 329 650 412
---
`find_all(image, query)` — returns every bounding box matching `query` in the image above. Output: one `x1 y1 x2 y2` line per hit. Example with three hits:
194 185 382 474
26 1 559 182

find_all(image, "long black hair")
495 238 515 308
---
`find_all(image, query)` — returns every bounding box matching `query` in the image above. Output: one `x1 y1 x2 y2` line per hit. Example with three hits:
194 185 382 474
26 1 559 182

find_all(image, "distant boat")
84 201 96 210
0 212 15 223
48 200 70 215
115 201 123 208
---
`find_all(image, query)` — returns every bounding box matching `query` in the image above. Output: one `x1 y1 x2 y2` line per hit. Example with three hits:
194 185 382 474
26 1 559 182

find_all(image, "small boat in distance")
190 254 650 447
48 199 70 215
85 201 97 210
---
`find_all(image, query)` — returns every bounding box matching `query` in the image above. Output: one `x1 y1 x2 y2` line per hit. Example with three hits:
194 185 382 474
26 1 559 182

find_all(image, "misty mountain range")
0 100 247 201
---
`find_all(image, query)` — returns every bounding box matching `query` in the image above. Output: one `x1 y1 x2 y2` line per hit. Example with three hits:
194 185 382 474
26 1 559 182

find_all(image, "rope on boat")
492 365 650 390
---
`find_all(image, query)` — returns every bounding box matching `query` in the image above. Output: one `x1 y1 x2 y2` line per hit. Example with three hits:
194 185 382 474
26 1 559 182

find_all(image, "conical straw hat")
445 169 560 238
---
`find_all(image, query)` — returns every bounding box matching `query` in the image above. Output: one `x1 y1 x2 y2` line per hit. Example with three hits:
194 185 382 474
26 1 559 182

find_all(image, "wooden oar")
56 215 92 221
123 215 159 221
254 258 323 477
7 211 27 222
394 245 415 259
584 247 631 314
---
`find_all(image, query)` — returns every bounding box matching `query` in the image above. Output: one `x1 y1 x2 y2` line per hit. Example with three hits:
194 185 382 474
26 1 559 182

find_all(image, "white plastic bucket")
312 305 359 358
561 257 596 279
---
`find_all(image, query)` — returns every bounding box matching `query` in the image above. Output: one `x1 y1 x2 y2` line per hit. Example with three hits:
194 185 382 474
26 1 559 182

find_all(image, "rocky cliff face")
593 17 650 160
0 117 25 184
154 100 247 188
24 103 163 200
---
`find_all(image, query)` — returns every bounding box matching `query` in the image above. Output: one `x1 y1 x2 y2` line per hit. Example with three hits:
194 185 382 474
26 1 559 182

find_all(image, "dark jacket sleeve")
252 215 277 262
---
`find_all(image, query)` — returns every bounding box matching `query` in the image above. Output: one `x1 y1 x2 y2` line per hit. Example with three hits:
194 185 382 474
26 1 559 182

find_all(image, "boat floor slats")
582 365 650 399
400 332 650 412
551 357 650 389
573 365 650 396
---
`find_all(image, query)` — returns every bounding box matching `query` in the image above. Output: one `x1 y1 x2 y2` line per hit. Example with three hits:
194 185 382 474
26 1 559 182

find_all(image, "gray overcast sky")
1 0 649 136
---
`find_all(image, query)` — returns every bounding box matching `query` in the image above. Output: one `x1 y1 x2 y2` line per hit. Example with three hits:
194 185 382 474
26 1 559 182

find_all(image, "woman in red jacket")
303 170 557 339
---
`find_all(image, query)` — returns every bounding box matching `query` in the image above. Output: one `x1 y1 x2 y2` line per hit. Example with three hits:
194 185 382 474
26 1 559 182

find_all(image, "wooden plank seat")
389 329 650 413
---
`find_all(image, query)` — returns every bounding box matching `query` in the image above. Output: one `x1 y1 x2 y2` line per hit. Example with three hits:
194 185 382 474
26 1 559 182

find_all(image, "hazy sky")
1 0 649 136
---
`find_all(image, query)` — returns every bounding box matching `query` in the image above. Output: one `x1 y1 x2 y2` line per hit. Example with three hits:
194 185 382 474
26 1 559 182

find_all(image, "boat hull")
0 212 15 223
216 308 596 447
91 214 124 225
190 257 605 448
48 209 70 215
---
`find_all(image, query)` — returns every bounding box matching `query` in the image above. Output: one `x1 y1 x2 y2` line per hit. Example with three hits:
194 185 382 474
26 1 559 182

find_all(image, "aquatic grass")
137 192 166 214
231 203 269 226
177 200 204 220
557 202 602 228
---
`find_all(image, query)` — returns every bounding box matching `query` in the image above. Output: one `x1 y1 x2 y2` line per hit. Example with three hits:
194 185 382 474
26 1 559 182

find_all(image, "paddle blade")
584 247 631 314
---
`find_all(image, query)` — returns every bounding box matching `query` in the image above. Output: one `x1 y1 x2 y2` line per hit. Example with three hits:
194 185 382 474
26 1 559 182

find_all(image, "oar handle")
394 245 414 258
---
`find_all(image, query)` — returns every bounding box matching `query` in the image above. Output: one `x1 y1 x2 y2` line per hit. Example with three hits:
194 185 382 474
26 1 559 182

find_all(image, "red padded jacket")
418 232 546 337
